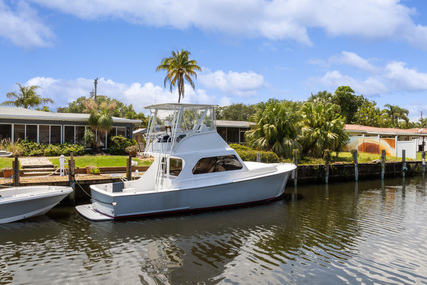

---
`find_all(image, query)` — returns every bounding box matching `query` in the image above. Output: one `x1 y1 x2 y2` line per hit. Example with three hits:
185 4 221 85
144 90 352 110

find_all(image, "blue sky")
1 0 427 121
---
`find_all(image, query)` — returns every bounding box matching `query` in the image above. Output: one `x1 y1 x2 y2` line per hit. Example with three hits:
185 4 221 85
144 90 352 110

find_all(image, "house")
344 124 427 159
0 106 141 149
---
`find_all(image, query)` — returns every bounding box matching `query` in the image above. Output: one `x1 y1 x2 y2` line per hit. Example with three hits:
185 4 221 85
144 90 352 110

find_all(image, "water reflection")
1 178 427 284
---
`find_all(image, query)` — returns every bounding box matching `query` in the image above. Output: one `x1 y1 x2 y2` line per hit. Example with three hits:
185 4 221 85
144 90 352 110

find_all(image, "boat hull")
76 166 293 221
0 186 73 223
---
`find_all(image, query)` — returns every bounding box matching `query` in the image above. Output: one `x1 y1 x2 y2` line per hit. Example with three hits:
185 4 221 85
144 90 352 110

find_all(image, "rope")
73 178 116 206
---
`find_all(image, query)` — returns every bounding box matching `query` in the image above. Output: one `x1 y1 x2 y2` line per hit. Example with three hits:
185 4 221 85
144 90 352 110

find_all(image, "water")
1 177 427 284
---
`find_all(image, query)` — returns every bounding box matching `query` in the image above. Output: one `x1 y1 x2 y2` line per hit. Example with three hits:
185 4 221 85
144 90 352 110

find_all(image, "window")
192 155 243 174
51 126 61 144
64 126 74 143
26 125 37 142
14 124 25 142
39 125 49 144
76 126 86 144
169 158 183 176
0 124 11 141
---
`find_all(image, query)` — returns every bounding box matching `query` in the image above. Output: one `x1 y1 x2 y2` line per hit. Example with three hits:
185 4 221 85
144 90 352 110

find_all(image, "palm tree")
298 102 348 157
384 104 409 128
1 83 54 109
156 50 201 103
84 99 116 151
245 100 301 158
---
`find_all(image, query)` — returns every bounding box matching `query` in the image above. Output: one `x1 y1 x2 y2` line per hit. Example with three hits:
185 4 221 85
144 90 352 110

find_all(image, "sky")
1 0 427 121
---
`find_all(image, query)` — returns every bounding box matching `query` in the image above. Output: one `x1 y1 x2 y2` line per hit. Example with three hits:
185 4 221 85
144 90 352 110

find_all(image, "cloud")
383 61 427 91
0 0 54 48
199 69 266 97
312 70 387 96
309 51 427 96
16 0 427 49
329 51 378 72
23 77 217 112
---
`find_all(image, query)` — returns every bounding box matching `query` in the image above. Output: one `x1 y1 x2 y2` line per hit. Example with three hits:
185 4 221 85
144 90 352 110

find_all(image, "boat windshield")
147 105 216 135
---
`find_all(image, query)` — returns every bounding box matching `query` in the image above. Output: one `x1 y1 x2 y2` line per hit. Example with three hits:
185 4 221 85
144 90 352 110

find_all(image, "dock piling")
13 156 20 186
68 152 76 205
127 155 132 181
402 150 406 178
293 149 298 188
422 152 425 177
352 150 358 182
381 150 385 180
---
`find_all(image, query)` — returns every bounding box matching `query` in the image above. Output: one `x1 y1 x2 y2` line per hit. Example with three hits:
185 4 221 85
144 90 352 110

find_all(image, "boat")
0 150 12 157
76 103 296 221
0 186 73 223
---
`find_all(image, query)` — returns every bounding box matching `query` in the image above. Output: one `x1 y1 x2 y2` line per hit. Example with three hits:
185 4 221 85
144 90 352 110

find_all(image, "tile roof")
345 124 427 135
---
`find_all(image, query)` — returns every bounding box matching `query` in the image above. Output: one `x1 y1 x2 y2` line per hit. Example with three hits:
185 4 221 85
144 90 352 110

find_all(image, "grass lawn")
0 157 14 170
283 151 405 165
48 155 153 168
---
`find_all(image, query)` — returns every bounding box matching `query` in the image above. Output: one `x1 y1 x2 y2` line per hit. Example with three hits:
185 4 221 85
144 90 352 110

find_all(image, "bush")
109 136 136 155
17 140 86 156
230 144 280 163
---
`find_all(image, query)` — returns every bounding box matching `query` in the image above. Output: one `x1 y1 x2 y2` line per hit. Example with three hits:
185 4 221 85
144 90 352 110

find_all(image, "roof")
216 120 255 128
345 124 427 136
0 106 141 124
144 103 218 110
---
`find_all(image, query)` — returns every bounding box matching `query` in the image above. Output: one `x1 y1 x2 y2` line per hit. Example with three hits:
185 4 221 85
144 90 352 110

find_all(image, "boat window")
192 155 243 175
169 158 183 176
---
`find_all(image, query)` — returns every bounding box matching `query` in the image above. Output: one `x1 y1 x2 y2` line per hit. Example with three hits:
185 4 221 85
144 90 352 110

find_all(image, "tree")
156 50 201 103
246 100 301 158
307 91 333 104
216 103 256 121
84 99 116 151
332 86 364 124
353 98 387 127
57 96 87 113
298 102 348 157
383 104 409 128
1 83 54 109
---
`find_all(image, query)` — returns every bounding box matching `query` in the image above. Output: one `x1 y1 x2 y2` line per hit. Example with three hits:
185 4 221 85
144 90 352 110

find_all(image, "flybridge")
144 103 218 154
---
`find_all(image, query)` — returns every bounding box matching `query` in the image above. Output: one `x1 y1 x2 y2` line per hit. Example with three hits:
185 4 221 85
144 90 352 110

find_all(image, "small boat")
0 151 12 157
76 103 296 221
0 186 73 223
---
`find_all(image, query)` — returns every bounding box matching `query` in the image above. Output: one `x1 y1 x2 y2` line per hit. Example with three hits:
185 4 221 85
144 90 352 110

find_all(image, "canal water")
1 177 427 284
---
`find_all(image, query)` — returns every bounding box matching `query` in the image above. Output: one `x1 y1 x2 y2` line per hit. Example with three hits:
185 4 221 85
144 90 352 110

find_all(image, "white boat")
0 186 73 223
76 103 296 221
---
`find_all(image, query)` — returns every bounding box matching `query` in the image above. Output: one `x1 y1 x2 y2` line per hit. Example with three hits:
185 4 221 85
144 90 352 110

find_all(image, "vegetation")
57 95 147 128
108 136 136 155
84 99 115 151
246 100 301 158
216 103 256 121
17 140 86 156
1 83 54 109
156 49 201 103
48 155 152 168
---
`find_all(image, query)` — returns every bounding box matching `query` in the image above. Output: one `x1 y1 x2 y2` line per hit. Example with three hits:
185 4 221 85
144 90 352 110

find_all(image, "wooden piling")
324 150 330 184
402 149 406 178
293 149 298 188
422 151 425 177
381 150 385 180
68 152 76 205
352 150 358 182
127 155 132 181
256 153 261 162
12 156 20 186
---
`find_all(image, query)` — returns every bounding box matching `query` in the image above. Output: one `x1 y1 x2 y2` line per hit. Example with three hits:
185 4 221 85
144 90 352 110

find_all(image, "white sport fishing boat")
76 103 296 221
0 186 73 223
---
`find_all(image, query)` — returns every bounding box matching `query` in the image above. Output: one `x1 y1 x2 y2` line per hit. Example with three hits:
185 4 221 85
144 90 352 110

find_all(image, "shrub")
17 140 86 156
109 136 136 155
230 144 280 163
